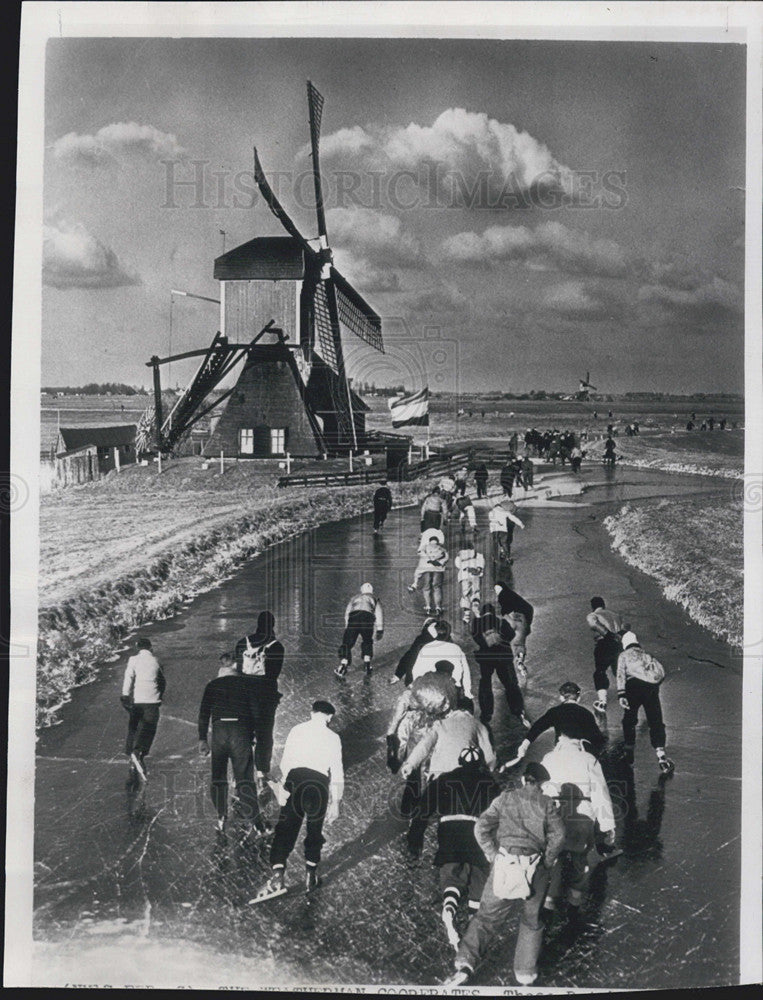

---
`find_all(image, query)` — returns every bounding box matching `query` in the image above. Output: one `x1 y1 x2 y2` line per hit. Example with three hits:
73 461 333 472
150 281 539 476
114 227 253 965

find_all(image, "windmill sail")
332 268 384 352
254 149 312 253
307 80 328 241
249 81 384 451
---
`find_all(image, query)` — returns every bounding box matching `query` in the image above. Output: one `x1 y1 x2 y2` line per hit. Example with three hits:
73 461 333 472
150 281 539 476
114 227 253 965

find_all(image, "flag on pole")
389 387 429 428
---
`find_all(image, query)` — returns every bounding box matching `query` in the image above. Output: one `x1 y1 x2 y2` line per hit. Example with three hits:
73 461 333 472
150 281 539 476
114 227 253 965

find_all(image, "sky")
42 37 747 395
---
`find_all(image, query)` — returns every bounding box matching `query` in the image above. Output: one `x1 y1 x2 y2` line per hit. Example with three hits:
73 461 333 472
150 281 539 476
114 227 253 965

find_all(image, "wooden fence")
277 449 473 489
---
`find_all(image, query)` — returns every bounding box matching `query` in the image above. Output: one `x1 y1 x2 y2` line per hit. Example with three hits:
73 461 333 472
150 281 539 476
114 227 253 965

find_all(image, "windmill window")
239 428 255 454
270 428 286 455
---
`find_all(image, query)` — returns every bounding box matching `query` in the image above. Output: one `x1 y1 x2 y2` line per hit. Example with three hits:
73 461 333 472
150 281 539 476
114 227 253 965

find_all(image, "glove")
120 695 132 712
388 675 400 686
516 739 530 759
198 740 210 757
386 734 401 774
375 630 384 641
619 696 629 710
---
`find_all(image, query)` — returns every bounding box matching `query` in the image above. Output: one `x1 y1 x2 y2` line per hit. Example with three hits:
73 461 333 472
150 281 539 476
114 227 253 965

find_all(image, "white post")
286 452 292 474
220 450 224 475
349 450 354 473
407 443 412 464
158 451 162 474
114 447 121 473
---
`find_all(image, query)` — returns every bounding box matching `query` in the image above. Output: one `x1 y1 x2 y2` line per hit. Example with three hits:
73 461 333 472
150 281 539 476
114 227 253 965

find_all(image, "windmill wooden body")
145 81 384 459
576 372 597 402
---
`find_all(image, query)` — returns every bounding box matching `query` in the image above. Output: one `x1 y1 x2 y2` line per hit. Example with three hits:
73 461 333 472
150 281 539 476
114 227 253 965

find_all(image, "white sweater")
411 639 473 698
278 718 345 803
541 736 615 833
122 650 165 704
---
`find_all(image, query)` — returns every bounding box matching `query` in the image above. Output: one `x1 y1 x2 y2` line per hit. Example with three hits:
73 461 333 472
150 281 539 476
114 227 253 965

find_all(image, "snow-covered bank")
37 481 427 730
603 496 743 647
586 429 743 480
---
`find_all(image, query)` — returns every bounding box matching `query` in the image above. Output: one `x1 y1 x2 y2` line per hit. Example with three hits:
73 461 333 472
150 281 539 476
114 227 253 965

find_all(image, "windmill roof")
58 425 137 451
214 237 306 281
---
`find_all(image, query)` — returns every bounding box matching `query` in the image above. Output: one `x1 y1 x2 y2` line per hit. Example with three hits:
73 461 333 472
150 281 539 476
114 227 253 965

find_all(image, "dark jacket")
526 702 606 755
494 584 534 632
395 621 437 683
234 611 284 686
471 604 515 663
373 486 393 510
198 672 261 741
474 464 489 482
421 764 501 867
475 784 566 867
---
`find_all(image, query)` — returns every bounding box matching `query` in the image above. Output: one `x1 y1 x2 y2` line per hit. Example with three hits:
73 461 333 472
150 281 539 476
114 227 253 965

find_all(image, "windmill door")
238 426 274 457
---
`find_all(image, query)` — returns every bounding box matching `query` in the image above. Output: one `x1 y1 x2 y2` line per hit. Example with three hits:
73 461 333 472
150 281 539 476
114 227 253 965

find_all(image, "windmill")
250 80 384 450
143 82 385 459
577 372 597 401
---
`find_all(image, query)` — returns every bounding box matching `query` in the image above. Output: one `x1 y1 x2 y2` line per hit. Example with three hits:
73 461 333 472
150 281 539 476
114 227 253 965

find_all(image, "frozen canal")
34 468 742 988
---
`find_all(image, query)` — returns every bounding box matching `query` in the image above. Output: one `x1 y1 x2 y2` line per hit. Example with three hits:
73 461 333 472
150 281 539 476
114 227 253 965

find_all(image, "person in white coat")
488 500 524 563
410 620 473 698
455 545 485 624
121 637 166 778
540 735 616 918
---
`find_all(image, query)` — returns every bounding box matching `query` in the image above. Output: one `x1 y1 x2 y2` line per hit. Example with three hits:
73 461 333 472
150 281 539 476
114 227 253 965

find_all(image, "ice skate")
441 967 471 987
305 865 322 893
334 659 348 678
593 699 607 715
250 868 287 904
658 754 675 775
515 971 537 985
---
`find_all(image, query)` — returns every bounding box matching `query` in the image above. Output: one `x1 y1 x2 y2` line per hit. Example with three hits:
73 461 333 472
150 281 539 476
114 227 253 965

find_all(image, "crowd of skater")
118 449 676 988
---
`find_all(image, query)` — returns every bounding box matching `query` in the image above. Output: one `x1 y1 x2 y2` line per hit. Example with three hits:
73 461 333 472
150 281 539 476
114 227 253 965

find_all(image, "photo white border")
8 1 763 989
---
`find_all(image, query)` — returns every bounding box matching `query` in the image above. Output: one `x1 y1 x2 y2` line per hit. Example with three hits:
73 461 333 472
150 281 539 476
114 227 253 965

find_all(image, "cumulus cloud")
637 275 742 328
542 280 626 322
43 221 140 289
52 121 187 165
337 254 401 294
326 207 422 266
317 107 573 205
442 220 628 278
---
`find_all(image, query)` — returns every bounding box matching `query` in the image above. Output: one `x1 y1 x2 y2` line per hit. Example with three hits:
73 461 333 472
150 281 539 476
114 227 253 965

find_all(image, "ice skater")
121 637 166 781
252 700 344 901
372 479 393 533
419 745 501 949
443 760 565 987
336 583 383 677
540 735 616 922
455 543 485 625
586 596 624 713
488 499 524 564
408 528 449 615
197 652 269 836
617 631 674 774
512 681 606 765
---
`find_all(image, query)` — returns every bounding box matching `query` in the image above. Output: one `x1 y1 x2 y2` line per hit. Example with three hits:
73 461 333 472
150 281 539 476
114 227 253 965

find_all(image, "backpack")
643 654 666 684
242 637 276 676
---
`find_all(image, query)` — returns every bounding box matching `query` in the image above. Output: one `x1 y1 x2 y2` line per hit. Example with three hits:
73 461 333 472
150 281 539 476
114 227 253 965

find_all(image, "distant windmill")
577 371 598 401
